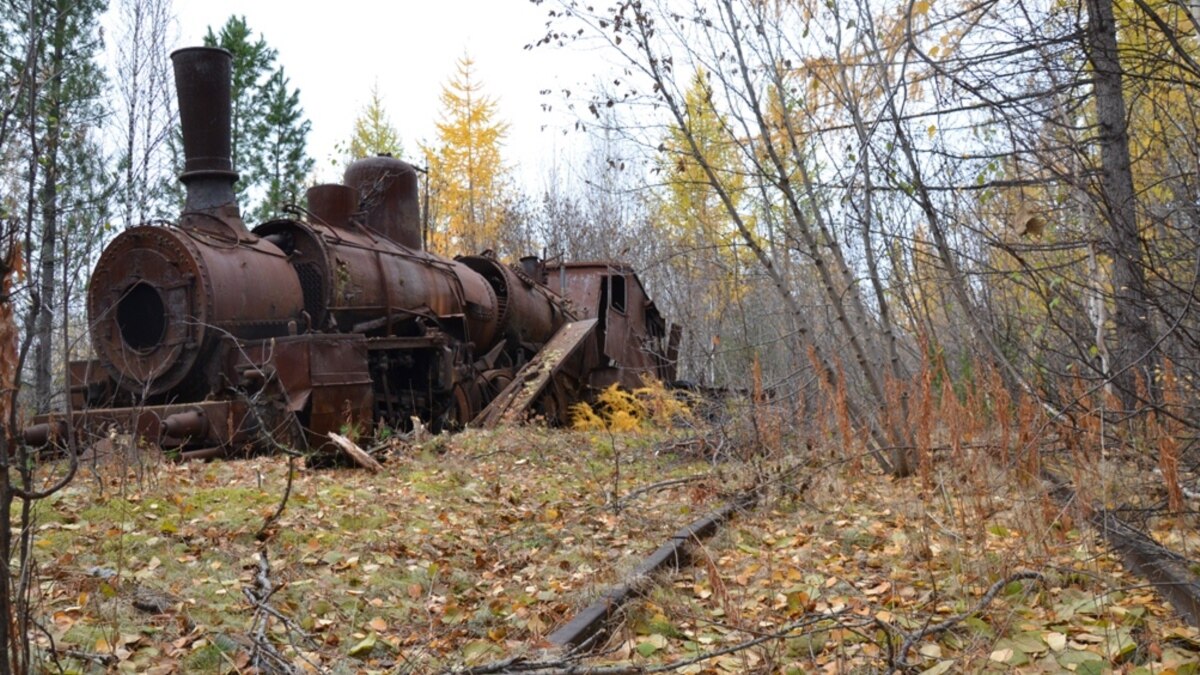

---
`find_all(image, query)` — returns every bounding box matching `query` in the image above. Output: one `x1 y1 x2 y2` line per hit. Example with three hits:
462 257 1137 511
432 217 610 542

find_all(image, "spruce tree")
203 16 312 219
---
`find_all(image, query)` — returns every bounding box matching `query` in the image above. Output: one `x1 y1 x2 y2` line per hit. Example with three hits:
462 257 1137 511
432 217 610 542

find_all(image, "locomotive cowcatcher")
22 47 680 460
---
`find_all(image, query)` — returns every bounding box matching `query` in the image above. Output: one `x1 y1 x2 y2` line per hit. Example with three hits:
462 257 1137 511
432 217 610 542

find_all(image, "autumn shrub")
570 378 694 431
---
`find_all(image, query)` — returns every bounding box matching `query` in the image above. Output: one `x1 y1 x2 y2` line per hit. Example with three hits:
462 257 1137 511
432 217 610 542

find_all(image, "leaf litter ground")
606 456 1200 674
32 428 727 673
27 429 1200 674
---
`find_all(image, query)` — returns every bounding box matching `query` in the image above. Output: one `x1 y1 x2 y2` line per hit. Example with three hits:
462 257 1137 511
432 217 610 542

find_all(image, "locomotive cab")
545 262 682 390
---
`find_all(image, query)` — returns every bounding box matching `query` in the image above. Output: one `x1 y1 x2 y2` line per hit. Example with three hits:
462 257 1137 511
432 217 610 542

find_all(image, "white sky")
160 0 597 188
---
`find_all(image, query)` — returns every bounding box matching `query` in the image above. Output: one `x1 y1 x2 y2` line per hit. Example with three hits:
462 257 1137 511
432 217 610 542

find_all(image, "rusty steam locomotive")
24 47 680 460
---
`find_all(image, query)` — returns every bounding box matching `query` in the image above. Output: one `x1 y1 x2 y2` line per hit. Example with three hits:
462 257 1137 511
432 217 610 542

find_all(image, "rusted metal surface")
344 156 422 249
26 399 249 454
252 218 502 350
305 184 358 231
546 262 681 388
224 334 374 450
67 360 110 410
172 47 240 222
458 254 571 348
473 319 598 428
24 44 683 460
88 225 304 396
547 492 756 649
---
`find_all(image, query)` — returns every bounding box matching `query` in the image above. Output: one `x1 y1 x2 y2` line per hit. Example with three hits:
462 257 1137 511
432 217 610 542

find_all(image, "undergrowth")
20 361 1200 673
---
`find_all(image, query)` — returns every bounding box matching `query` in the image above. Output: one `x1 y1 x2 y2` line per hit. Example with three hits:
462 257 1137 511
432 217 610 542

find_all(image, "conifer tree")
423 54 510 253
204 16 312 218
251 67 312 220
347 84 403 161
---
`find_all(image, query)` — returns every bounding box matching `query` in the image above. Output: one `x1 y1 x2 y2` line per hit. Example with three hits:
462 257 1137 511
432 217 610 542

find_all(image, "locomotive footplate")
23 400 261 460
23 333 374 459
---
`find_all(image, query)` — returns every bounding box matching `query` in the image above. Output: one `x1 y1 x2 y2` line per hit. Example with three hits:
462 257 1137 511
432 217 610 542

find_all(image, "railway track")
452 464 1200 674
1044 470 1200 626
546 491 759 651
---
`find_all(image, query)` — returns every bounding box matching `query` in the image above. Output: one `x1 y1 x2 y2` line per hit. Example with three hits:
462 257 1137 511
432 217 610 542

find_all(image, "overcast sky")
148 0 598 187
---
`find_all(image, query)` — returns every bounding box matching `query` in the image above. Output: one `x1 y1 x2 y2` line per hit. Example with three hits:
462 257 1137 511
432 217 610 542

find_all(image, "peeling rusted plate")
473 319 598 429
224 334 373 448
306 335 373 445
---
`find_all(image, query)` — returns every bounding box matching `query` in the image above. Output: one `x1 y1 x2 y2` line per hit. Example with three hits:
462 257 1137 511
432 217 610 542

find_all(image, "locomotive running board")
472 318 598 429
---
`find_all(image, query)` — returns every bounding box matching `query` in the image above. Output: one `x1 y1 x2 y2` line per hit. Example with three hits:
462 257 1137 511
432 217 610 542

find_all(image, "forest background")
1 0 1200 671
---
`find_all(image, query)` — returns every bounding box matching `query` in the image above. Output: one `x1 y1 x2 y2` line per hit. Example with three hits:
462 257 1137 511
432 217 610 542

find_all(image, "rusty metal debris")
24 46 682 461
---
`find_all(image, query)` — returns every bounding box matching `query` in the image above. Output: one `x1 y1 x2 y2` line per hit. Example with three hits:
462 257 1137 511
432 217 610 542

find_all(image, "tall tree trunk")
34 6 65 414
1085 0 1159 410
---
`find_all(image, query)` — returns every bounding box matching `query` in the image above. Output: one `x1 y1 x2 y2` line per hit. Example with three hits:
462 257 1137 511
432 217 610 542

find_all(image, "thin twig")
243 549 309 675
616 474 710 507
887 571 1046 673
257 454 295 541
55 648 117 667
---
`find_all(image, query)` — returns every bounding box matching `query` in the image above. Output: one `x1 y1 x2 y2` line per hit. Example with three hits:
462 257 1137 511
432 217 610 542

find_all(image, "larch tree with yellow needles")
423 54 511 254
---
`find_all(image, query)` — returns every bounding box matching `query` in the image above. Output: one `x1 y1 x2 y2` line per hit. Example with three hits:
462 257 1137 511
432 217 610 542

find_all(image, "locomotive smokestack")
171 47 241 220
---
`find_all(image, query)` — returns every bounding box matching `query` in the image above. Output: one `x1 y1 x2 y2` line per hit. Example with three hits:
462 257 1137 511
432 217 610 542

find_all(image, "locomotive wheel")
534 379 571 426
450 381 483 429
480 369 513 399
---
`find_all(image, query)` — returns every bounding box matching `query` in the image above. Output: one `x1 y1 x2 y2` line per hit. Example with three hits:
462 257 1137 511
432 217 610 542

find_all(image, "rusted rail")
546 491 758 650
1045 470 1200 627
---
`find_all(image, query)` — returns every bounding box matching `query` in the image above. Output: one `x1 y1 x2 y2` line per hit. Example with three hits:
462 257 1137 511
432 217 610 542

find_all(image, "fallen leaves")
31 427 723 671
588 458 1200 674
27 425 1200 673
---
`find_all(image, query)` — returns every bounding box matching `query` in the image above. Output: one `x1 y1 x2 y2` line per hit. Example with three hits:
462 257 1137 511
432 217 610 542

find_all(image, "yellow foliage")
654 68 754 315
422 53 510 254
632 377 694 427
569 379 694 431
569 401 605 431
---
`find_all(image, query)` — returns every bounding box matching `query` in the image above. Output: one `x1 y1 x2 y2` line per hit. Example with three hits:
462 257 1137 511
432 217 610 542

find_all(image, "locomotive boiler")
23 46 680 460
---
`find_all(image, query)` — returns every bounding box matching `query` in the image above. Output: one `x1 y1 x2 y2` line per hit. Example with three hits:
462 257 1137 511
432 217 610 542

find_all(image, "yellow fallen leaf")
1046 631 1066 652
919 661 954 675
864 581 891 596
989 648 1013 663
